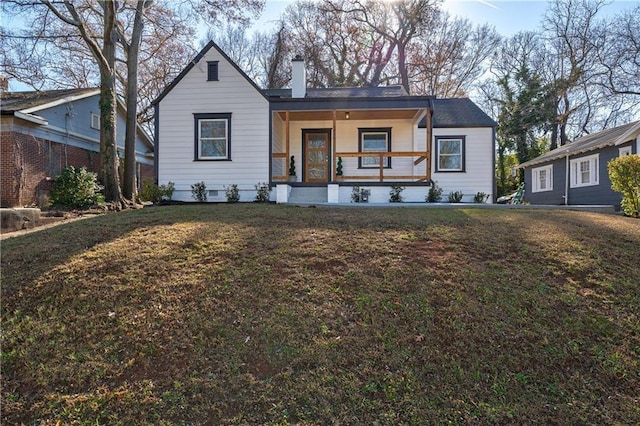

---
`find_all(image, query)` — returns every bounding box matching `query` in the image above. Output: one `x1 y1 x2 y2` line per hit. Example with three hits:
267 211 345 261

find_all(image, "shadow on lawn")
2 204 639 423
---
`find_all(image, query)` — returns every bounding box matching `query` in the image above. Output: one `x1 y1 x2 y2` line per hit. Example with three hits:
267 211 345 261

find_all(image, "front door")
303 130 331 182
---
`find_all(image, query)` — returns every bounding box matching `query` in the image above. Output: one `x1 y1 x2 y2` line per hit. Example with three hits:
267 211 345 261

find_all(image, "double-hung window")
194 113 231 161
436 136 465 172
531 164 553 192
619 146 632 157
359 128 391 168
570 153 598 187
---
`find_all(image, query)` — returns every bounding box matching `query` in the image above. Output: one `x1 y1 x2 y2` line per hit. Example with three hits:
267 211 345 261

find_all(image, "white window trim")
532 164 553 193
90 113 100 130
194 113 232 161
436 137 464 172
570 153 599 188
619 146 632 157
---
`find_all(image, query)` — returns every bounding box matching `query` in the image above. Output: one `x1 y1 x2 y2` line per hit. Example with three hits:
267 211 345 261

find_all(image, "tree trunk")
100 2 125 208
123 1 146 201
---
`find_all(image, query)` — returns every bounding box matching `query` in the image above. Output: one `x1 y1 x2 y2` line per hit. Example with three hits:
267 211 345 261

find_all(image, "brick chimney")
291 55 306 98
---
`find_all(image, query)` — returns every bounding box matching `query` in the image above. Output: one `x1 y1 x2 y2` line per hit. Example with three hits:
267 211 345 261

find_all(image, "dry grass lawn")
2 204 639 424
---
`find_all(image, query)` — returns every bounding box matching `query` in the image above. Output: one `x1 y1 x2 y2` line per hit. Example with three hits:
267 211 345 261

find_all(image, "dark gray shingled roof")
264 86 409 98
520 120 640 168
419 98 497 128
1 87 98 114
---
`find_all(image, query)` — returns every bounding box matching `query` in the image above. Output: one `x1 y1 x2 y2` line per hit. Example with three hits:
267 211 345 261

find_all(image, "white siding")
284 118 416 180
415 127 494 202
158 47 269 201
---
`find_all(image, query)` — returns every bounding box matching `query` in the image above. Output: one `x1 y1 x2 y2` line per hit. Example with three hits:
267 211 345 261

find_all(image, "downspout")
154 103 159 184
564 154 569 205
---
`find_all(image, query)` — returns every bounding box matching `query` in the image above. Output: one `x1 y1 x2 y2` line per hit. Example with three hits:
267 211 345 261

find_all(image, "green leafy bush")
191 181 207 202
254 182 270 202
426 181 443 202
389 184 405 202
225 184 240 203
474 192 489 203
448 191 463 203
139 180 175 203
351 185 361 203
49 166 103 209
608 154 640 217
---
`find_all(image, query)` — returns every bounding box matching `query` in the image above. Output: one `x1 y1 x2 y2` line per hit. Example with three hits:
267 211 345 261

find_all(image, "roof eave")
20 88 100 114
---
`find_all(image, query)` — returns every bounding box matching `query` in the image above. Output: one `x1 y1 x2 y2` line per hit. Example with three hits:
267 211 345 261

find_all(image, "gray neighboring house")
1 88 154 207
519 121 640 209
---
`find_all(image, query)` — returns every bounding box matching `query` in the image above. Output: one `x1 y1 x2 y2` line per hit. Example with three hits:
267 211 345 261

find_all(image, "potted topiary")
289 155 297 182
336 156 343 179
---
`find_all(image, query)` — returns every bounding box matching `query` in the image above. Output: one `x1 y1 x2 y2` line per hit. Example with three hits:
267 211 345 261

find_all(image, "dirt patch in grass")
2 204 639 424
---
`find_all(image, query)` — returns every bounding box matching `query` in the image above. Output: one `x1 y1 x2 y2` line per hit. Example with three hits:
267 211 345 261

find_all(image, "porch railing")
272 151 430 183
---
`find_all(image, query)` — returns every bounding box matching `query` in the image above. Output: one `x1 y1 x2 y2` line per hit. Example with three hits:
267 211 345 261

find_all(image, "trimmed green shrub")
255 182 270 202
191 181 207 202
225 184 240 203
139 180 175 203
49 166 103 209
448 191 463 203
426 181 443 202
608 154 640 217
389 184 405 202
474 192 489 203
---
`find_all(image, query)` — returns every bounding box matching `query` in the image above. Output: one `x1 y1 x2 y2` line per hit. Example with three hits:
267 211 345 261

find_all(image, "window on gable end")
207 61 219 81
90 112 100 130
194 113 232 161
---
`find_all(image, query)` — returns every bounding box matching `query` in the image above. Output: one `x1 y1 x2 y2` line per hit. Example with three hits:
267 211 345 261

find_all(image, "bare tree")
407 13 500 97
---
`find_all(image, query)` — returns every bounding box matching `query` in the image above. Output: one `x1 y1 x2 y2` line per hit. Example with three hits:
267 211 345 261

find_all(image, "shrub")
426 181 443 202
254 182 270 202
351 185 361 203
191 181 207 202
389 184 405 203
474 192 489 203
608 154 640 217
289 155 296 177
448 191 463 203
139 180 175 203
49 166 103 209
225 184 240 203
336 157 343 176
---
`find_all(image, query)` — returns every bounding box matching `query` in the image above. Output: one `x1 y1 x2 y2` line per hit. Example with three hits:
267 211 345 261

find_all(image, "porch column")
285 111 290 178
332 110 337 181
426 105 433 181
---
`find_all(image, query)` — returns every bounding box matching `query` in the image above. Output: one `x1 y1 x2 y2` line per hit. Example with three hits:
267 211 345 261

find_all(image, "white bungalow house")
153 41 496 203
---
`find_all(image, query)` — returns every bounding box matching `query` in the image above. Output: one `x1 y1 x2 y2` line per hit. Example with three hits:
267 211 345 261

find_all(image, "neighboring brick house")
1 88 154 207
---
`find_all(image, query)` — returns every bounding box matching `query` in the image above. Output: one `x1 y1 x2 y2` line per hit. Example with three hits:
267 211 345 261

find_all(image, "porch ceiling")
277 109 421 122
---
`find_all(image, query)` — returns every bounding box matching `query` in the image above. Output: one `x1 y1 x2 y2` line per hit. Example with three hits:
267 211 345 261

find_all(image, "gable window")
194 113 231 161
619 146 632 157
207 61 219 81
436 136 465 172
90 113 100 130
570 153 598 187
358 128 391 168
531 164 553 192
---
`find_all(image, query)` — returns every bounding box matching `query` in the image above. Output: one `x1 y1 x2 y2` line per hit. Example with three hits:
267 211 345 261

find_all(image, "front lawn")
2 205 639 424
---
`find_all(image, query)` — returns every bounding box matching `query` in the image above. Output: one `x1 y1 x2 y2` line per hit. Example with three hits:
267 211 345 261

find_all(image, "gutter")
564 154 569 206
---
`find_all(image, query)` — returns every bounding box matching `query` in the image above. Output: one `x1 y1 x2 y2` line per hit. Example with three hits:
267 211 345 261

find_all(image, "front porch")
270 97 434 187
